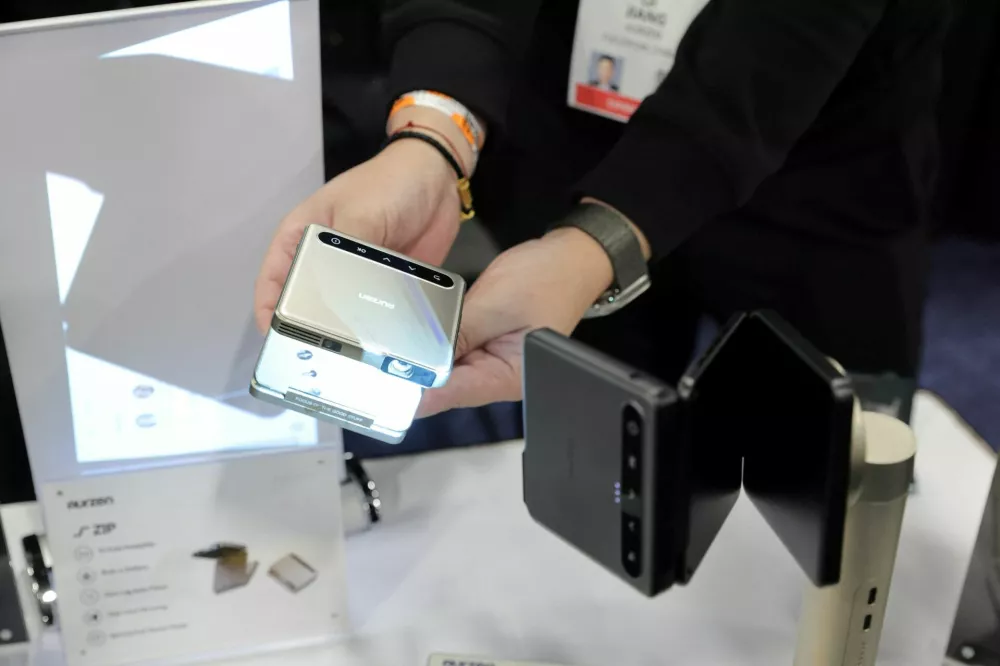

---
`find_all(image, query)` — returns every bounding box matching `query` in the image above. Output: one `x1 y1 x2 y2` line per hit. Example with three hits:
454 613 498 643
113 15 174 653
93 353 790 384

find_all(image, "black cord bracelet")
382 129 464 178
382 130 476 220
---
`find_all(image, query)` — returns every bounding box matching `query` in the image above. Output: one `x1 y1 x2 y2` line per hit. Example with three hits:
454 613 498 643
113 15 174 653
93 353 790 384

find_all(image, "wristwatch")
553 203 651 318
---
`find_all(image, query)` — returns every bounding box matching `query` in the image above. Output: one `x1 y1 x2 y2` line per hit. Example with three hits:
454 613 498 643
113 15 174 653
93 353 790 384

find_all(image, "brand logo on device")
442 661 495 666
67 496 114 510
358 293 395 309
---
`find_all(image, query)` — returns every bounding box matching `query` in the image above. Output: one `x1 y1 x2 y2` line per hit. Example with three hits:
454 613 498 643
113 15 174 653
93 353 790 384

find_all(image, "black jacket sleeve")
577 0 890 259
381 0 541 131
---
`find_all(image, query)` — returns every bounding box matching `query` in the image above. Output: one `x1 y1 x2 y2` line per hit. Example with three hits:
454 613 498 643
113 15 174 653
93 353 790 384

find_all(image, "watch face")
586 275 652 319
562 204 650 317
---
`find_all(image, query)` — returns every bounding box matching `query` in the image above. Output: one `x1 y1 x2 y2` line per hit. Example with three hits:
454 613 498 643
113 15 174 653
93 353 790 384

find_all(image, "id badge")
567 0 710 122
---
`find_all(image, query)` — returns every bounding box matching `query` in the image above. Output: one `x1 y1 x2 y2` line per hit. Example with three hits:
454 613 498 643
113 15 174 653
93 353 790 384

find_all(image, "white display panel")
0 0 332 484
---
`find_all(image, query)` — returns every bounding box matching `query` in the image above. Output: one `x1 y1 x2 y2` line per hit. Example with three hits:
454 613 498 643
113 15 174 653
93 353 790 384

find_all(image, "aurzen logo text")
67 496 114 510
358 293 395 309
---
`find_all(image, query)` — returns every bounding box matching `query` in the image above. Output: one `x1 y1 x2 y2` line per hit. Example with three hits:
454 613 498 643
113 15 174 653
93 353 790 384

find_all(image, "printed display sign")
567 0 710 121
40 449 348 666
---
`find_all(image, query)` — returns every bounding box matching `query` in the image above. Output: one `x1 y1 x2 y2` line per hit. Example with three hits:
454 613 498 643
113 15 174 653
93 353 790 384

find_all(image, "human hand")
417 227 615 417
254 138 460 333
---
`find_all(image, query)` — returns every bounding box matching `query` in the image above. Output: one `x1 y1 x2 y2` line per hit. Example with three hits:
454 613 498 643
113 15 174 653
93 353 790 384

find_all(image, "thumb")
452 286 515 361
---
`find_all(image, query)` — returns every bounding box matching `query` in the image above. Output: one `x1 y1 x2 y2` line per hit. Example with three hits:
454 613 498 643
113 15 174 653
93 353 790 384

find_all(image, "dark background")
0 323 32 503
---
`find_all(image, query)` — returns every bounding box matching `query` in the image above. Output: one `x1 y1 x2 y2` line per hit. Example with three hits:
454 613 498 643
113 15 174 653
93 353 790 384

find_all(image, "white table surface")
8 392 997 666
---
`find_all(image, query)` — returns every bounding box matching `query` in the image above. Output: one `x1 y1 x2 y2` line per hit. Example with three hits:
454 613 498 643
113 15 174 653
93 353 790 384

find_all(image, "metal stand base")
794 411 916 666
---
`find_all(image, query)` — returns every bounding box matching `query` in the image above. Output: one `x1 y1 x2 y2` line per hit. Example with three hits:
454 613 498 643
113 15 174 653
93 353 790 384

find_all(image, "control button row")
317 232 454 287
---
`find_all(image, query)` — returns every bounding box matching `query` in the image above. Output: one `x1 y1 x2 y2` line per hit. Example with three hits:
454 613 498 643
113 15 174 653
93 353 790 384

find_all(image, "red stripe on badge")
574 84 641 120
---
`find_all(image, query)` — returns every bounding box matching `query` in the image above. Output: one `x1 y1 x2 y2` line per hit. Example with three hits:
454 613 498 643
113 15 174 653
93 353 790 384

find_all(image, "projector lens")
387 359 414 379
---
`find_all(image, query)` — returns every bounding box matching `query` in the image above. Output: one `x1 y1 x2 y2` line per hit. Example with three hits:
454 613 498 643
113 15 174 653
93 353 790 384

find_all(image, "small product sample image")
268 553 318 593
192 543 258 594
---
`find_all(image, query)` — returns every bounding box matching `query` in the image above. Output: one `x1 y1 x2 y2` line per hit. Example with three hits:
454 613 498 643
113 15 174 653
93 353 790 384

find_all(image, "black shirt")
383 0 950 259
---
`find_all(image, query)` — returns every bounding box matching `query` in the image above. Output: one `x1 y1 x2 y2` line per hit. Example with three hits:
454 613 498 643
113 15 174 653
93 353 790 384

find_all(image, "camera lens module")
380 357 438 387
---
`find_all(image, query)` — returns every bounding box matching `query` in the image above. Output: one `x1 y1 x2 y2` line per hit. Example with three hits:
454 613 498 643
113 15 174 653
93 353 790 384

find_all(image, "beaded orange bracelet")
389 90 484 157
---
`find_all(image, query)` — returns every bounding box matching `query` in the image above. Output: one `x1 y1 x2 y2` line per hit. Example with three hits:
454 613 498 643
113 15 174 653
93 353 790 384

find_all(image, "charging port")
867 587 877 605
863 614 872 632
